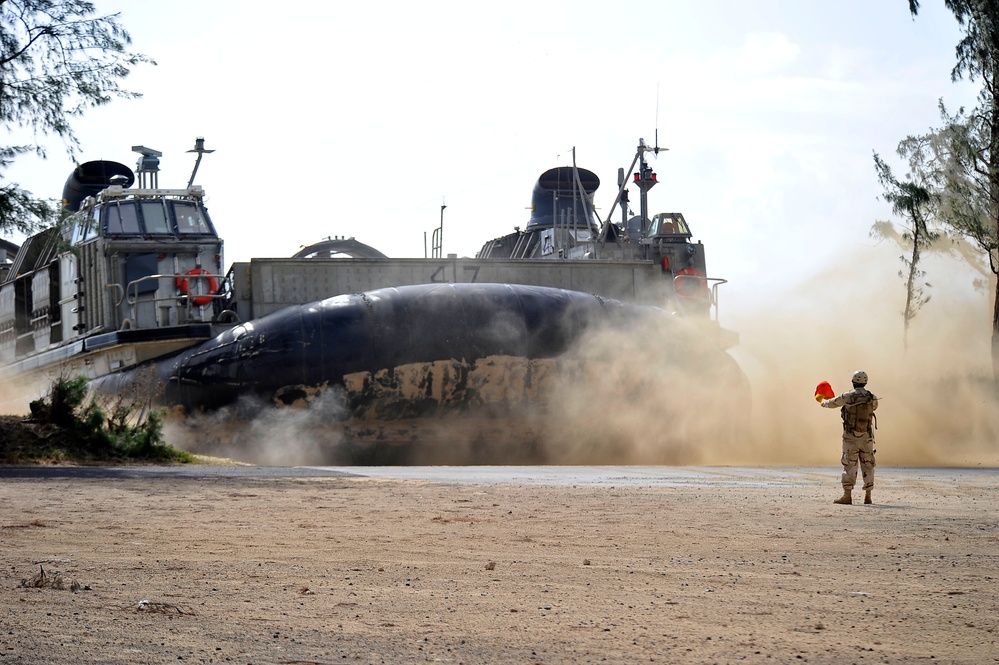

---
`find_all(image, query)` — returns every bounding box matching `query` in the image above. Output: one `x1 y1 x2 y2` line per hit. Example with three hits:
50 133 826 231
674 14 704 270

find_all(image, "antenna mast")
186 137 215 188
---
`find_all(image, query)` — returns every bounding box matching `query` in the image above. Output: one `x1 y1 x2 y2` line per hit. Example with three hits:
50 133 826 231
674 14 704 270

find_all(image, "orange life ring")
175 268 218 307
674 267 708 299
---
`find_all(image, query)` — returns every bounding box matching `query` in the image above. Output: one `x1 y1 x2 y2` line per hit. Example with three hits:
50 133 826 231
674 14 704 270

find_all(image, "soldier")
819 370 879 505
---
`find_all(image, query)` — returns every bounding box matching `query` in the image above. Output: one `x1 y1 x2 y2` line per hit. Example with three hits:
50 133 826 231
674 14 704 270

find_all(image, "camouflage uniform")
821 387 878 493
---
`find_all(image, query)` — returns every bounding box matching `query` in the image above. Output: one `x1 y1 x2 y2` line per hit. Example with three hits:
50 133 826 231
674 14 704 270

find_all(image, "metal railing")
110 272 226 330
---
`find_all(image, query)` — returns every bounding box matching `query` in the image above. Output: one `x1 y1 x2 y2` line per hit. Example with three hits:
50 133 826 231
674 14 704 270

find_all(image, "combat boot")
864 490 872 505
833 490 852 505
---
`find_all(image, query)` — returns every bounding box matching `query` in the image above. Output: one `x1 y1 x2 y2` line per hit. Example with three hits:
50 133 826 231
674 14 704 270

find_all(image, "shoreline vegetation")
0 377 191 464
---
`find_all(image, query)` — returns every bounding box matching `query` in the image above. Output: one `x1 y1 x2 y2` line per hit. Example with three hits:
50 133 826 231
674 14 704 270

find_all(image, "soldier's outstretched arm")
820 393 848 408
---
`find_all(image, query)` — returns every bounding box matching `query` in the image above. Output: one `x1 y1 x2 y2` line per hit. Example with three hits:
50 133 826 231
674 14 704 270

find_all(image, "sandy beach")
1 465 997 664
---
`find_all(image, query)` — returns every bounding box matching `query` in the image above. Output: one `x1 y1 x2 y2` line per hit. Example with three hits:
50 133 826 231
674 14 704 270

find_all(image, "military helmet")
851 370 869 386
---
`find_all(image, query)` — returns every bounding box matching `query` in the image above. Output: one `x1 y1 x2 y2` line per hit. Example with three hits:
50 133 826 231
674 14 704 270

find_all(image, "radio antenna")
186 137 214 188
654 83 661 155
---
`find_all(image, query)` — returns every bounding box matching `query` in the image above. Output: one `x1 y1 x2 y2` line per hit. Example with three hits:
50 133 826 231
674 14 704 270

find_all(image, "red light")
633 173 640 181
661 256 670 272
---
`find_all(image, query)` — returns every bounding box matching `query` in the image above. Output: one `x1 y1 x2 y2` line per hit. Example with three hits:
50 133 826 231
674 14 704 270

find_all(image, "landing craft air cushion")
1 138 745 460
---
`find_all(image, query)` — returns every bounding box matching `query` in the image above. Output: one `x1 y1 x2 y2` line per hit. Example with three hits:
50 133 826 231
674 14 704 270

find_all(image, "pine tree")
0 0 152 234
909 0 999 379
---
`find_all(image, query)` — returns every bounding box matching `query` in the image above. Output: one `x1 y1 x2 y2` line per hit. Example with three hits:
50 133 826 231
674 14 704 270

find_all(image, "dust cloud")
163 389 354 465
165 241 998 467
6 240 997 468
0 372 66 416
726 242 999 468
163 312 752 466
488 245 995 467
529 317 751 465
0 383 32 416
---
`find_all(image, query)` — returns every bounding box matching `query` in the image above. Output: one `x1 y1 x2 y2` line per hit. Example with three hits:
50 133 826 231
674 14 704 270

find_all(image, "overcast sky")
4 0 985 325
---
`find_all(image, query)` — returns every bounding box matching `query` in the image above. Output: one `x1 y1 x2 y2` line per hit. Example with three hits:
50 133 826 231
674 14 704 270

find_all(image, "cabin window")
71 217 86 245
71 209 101 244
652 214 690 236
105 203 141 235
140 201 171 234
124 253 159 295
85 209 100 241
172 202 213 235
70 222 83 245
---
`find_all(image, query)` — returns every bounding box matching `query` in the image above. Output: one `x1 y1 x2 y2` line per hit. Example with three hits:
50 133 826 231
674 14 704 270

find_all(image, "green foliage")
0 0 153 234
911 1 999 84
879 105 998 281
907 0 999 378
872 148 940 348
0 146 58 234
933 103 998 269
27 376 192 462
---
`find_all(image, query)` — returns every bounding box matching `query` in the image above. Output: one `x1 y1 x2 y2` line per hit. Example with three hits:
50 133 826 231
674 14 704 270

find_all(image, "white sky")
3 0 985 325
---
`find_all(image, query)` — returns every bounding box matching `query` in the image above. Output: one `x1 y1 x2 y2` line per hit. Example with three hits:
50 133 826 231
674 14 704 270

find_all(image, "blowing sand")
1 466 997 664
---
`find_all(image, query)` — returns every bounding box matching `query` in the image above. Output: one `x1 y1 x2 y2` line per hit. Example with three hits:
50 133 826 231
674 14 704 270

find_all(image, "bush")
27 376 192 462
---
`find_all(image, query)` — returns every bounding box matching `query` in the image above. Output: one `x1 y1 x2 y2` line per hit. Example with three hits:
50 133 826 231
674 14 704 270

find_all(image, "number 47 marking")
430 264 481 283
